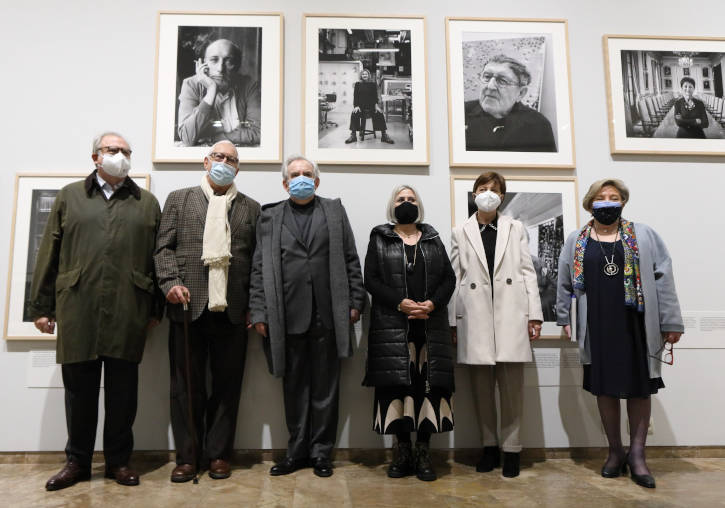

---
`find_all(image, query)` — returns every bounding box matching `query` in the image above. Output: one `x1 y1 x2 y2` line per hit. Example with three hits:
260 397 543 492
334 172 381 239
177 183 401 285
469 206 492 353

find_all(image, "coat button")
470 283 476 289
506 278 512 285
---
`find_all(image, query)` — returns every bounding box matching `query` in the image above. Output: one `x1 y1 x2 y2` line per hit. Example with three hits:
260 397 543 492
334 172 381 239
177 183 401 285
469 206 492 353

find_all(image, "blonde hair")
386 185 424 224
582 179 630 212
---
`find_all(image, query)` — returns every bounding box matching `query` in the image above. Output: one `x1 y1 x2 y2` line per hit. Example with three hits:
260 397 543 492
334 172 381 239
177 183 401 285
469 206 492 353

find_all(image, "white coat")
449 213 543 365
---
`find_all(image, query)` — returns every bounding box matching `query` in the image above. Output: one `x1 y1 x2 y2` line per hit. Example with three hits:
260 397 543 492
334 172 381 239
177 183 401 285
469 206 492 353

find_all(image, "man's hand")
166 285 190 305
352 106 361 114
34 317 55 334
528 320 542 341
196 58 218 105
254 322 268 337
450 326 457 345
563 324 572 339
350 308 361 324
146 318 160 331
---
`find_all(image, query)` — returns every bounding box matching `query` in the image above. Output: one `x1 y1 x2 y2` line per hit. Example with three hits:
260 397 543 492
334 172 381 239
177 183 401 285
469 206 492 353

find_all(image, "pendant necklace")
594 227 620 277
404 242 418 273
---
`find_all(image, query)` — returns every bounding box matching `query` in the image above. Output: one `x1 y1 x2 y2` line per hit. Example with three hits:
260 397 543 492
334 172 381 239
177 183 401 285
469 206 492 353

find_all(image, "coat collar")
373 222 440 241
84 170 141 199
462 213 512 277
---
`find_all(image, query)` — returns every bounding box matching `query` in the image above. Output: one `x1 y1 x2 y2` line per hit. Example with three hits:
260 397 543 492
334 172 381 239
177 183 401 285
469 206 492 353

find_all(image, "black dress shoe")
313 457 333 477
476 446 501 472
502 452 520 478
627 456 656 488
105 465 140 486
45 462 91 491
381 133 395 144
601 457 628 478
270 457 308 476
344 133 357 144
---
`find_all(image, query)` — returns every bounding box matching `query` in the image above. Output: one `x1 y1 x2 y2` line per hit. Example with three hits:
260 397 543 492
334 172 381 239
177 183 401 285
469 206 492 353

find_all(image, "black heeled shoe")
601 455 628 478
627 455 656 488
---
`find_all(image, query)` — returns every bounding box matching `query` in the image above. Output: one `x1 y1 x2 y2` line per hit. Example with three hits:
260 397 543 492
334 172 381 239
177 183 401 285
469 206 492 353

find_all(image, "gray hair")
281 154 320 181
386 184 424 224
207 140 239 158
92 131 130 153
484 54 531 86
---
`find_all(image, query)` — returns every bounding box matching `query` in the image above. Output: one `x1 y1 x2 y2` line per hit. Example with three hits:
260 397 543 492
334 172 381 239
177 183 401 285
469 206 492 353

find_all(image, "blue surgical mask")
288 175 316 199
208 161 237 186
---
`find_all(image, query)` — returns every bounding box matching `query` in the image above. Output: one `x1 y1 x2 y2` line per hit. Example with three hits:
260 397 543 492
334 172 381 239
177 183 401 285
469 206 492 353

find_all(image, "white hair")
386 184 424 224
207 140 239 158
92 131 130 153
281 154 320 181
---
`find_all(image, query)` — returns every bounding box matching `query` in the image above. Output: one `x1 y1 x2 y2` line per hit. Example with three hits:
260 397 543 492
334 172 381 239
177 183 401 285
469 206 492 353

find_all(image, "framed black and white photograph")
303 14 429 166
153 11 283 163
450 174 579 338
604 35 725 154
446 18 575 168
4 174 150 341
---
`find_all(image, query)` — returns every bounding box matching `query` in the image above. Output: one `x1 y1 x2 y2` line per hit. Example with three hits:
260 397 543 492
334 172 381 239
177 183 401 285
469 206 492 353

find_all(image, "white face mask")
474 190 501 213
100 151 131 178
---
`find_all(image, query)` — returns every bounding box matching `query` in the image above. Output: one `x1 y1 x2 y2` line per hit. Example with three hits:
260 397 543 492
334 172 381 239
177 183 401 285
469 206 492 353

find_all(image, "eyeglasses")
478 72 521 88
209 152 239 165
100 146 132 157
650 341 674 365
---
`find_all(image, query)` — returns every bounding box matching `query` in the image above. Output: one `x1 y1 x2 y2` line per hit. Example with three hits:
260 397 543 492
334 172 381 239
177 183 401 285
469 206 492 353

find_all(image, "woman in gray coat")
556 179 683 489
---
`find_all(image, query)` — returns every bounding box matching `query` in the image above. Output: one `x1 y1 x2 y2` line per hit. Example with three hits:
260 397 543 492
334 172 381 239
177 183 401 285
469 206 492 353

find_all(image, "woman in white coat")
449 171 543 478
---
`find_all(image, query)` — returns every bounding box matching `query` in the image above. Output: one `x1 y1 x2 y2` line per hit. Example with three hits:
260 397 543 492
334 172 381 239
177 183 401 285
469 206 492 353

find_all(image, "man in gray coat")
249 155 365 478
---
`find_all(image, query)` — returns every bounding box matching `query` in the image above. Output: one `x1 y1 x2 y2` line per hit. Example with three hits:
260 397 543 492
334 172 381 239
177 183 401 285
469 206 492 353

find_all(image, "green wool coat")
29 172 163 364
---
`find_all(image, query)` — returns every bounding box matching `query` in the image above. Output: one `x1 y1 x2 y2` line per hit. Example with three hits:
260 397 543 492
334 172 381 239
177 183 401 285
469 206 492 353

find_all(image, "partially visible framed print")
446 18 575 168
604 34 725 155
4 174 150 340
302 14 429 166
450 174 579 338
153 11 283 163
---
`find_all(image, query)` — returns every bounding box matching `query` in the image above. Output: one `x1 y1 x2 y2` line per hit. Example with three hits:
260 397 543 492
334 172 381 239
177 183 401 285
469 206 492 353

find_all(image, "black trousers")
349 107 387 132
169 309 247 465
283 317 340 460
62 356 138 469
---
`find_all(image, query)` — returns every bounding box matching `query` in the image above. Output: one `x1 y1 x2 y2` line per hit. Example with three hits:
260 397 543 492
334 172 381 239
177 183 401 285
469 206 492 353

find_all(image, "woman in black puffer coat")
363 184 456 482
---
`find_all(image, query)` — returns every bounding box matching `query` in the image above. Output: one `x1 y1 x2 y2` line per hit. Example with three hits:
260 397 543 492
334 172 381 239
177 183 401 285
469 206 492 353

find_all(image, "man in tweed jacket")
154 141 260 483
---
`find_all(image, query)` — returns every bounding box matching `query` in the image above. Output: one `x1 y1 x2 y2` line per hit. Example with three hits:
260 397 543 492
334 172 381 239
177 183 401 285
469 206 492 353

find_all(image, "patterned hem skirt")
372 336 454 435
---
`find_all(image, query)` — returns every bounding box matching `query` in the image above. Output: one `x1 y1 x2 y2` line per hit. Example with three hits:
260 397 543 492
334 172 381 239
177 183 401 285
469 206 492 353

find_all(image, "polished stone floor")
2 453 725 507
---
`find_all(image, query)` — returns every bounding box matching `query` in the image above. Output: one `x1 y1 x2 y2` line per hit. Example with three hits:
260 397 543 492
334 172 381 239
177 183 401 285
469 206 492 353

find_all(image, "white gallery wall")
1 0 723 453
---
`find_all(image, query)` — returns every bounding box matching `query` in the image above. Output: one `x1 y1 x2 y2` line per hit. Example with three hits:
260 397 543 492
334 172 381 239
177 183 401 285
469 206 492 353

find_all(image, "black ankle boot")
387 442 414 478
414 442 436 481
476 446 501 472
502 452 520 478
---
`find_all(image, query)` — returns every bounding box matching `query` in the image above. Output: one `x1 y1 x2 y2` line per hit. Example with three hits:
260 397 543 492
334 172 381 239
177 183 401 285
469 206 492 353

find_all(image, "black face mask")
592 205 622 225
394 201 419 225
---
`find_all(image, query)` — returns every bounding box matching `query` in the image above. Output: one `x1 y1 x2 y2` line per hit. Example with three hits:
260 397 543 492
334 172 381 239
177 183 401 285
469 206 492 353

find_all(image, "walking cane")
182 301 200 484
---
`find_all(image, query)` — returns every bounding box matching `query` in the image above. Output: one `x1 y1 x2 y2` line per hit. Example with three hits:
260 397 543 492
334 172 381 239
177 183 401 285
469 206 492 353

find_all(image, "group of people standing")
30 131 682 492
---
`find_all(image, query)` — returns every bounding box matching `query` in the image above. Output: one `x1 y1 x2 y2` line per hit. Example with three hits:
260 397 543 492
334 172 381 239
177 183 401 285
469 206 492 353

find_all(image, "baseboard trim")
2 446 725 464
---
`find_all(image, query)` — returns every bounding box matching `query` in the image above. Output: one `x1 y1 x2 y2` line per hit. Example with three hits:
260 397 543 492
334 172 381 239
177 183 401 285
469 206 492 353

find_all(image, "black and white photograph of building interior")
621 50 725 138
317 28 413 150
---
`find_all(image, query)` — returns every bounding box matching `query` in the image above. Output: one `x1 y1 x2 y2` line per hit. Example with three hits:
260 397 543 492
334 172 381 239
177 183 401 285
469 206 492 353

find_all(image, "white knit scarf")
200 174 237 311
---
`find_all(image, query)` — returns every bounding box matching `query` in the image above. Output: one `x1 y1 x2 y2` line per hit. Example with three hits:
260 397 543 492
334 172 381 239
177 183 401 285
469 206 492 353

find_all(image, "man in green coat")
29 132 163 491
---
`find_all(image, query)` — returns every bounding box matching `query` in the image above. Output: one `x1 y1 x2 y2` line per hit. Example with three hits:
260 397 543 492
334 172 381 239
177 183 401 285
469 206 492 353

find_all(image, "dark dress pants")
283 316 340 461
62 356 138 470
169 309 247 465
348 107 387 132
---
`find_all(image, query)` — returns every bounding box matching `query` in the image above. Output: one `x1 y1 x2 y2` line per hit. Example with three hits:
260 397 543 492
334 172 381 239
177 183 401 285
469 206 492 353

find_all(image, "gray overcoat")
556 222 684 378
249 196 366 377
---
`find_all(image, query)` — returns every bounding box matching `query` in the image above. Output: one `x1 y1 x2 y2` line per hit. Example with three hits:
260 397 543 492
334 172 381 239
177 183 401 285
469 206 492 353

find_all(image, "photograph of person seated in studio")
620 50 725 139
317 28 414 150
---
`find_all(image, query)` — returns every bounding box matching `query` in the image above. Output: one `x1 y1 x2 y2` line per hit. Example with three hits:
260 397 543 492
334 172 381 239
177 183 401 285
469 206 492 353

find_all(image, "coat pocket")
55 267 81 293
131 270 155 294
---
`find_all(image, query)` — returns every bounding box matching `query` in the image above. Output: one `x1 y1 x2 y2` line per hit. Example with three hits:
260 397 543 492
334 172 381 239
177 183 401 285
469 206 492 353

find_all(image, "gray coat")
556 222 684 378
249 196 366 377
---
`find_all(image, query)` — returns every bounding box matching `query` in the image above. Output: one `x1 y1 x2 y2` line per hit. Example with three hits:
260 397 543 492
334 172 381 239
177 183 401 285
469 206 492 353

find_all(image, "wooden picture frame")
446 17 576 168
604 34 725 155
4 173 151 341
450 173 580 338
152 11 283 164
302 13 430 166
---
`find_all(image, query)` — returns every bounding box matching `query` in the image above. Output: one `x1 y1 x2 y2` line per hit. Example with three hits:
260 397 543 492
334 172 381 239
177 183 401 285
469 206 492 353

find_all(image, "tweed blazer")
154 185 261 324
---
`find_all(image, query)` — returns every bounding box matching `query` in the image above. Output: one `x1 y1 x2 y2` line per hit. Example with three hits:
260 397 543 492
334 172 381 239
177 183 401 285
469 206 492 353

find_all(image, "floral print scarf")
572 219 644 312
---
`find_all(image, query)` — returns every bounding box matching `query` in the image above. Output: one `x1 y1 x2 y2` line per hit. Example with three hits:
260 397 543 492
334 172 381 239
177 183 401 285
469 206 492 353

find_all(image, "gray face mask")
100 152 131 178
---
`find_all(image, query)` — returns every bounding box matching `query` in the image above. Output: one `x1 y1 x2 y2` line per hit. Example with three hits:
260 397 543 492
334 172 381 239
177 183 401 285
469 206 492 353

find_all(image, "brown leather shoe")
45 462 91 491
171 463 196 483
209 459 231 479
105 465 140 486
